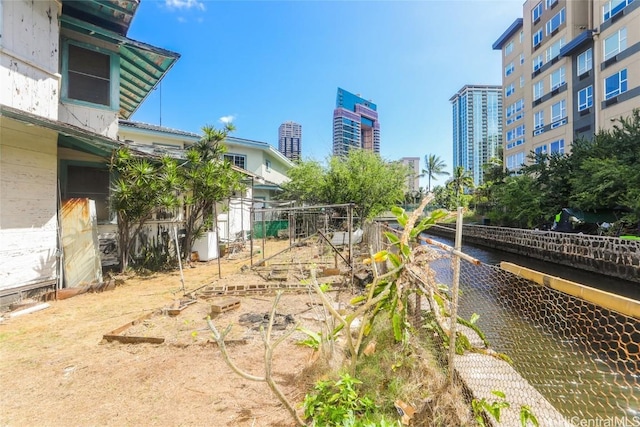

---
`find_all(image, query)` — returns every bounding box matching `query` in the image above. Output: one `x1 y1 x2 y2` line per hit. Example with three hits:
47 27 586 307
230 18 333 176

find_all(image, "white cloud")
176 16 187 23
165 0 205 11
219 115 235 124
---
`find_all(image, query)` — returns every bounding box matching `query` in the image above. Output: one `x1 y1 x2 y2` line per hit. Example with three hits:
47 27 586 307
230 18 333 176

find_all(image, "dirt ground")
0 239 356 427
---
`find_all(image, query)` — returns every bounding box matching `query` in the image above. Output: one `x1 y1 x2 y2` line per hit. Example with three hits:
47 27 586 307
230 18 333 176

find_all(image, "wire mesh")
418 244 639 423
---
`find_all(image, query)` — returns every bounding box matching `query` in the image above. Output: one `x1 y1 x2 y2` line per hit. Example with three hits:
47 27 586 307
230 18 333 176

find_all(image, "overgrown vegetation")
278 149 410 222
109 124 245 272
431 109 640 233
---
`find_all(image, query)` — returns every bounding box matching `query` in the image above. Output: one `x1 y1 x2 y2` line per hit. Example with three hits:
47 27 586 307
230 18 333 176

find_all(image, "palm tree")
448 166 474 207
422 154 449 192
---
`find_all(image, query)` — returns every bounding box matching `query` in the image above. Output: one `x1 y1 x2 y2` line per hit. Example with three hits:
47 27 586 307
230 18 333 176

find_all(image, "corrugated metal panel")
61 198 103 288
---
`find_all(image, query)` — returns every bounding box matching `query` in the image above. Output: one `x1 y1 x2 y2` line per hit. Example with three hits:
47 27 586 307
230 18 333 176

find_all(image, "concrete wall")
0 0 61 120
429 224 640 283
0 117 58 293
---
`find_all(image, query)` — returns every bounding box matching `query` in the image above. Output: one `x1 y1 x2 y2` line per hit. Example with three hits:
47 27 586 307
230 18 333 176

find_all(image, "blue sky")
129 0 523 188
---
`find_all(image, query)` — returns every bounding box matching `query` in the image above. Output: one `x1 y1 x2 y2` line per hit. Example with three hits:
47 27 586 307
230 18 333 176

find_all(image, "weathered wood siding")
58 103 119 139
0 0 61 119
429 224 640 283
0 118 58 292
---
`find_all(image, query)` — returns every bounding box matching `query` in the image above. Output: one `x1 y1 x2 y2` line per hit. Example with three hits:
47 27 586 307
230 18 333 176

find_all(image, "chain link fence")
378 219 640 424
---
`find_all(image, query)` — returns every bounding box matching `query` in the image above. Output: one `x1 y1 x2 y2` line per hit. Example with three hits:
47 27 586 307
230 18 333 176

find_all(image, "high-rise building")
450 85 503 186
278 121 302 161
332 88 380 156
400 157 421 194
493 0 639 172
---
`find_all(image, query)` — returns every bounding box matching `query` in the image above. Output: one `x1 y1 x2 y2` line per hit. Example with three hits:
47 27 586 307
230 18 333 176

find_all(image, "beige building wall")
496 0 639 169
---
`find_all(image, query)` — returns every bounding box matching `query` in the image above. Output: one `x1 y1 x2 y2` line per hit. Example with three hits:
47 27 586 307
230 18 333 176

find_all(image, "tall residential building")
450 85 503 186
493 0 639 171
278 121 302 161
400 157 421 194
332 88 381 156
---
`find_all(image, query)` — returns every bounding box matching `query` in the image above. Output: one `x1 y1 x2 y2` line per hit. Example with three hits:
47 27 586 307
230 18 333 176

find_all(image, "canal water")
421 232 640 422
421 232 640 301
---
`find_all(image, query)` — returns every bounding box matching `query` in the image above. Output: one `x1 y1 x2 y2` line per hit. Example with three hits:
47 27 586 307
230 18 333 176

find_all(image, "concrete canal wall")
428 224 640 284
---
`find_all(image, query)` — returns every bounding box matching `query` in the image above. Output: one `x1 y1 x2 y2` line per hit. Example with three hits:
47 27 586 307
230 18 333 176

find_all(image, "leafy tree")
569 109 640 224
179 124 245 260
324 149 410 222
422 154 449 192
489 174 545 228
277 159 327 204
109 149 180 272
447 166 474 207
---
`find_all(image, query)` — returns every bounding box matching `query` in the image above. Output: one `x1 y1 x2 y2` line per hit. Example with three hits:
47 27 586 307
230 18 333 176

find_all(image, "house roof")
225 136 295 168
61 1 180 120
1 104 149 159
119 120 201 139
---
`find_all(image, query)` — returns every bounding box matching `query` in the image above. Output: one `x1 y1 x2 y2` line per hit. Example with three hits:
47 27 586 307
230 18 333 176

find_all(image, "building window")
534 110 545 130
533 29 544 47
505 62 515 76
550 139 565 154
603 0 634 21
520 53 525 65
533 54 543 72
546 0 558 8
505 41 514 56
578 86 593 111
62 40 118 108
519 30 524 43
546 8 565 35
551 99 566 122
224 153 247 169
535 145 548 156
505 83 515 97
65 164 111 222
604 69 628 100
520 75 525 88
577 48 593 76
550 67 565 90
532 2 543 22
265 159 271 171
545 37 565 63
533 80 544 100
507 152 525 170
603 28 627 61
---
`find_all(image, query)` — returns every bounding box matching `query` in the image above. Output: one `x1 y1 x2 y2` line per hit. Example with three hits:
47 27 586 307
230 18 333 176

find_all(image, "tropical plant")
422 154 449 192
447 166 474 207
277 159 327 204
303 373 377 426
109 148 180 272
179 124 246 260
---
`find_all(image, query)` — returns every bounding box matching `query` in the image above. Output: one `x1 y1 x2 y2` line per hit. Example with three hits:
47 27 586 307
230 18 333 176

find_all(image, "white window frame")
546 8 566 35
533 80 544 100
603 0 634 21
505 83 515 97
604 69 628 100
578 86 593 111
505 62 515 76
550 139 565 154
551 99 566 123
532 2 543 22
550 67 565 90
546 0 558 8
534 110 545 129
533 29 543 47
603 28 627 61
545 38 565 63
505 41 514 56
577 48 593 76
533 54 543 72
520 75 525 88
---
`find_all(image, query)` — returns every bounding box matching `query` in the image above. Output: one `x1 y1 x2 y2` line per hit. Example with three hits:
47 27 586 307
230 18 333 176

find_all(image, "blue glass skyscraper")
332 88 380 156
450 85 503 186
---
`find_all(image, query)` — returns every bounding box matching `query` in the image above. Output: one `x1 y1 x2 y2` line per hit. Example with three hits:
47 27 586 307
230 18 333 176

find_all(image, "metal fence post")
448 207 464 384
